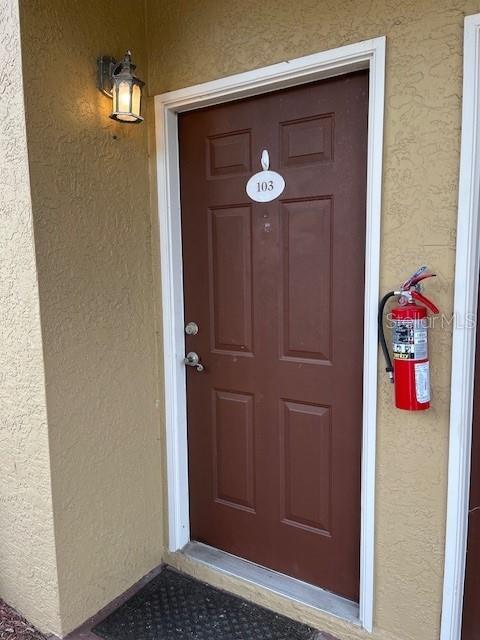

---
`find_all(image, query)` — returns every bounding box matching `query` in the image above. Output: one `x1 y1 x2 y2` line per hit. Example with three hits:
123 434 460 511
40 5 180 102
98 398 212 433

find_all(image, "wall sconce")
97 51 145 123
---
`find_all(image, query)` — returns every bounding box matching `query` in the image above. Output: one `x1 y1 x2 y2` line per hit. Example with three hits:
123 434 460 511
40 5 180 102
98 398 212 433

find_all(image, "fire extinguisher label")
392 319 428 360
414 361 431 403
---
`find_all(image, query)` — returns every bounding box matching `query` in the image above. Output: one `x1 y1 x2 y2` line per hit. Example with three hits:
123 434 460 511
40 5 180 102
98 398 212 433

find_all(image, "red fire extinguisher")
378 266 439 410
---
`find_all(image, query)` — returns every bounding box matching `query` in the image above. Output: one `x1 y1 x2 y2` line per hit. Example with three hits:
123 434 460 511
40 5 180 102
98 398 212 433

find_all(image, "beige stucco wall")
144 2 480 640
0 0 60 634
6 1 480 638
15 1 164 635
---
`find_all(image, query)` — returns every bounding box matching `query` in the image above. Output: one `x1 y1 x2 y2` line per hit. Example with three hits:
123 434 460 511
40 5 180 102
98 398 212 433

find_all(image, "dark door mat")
93 566 320 640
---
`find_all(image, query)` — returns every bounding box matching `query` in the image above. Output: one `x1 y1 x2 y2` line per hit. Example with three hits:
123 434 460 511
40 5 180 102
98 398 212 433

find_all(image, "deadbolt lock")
185 321 199 336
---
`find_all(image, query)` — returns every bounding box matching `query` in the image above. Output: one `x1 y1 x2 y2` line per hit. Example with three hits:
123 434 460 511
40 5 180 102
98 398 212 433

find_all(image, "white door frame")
441 13 480 640
154 37 386 633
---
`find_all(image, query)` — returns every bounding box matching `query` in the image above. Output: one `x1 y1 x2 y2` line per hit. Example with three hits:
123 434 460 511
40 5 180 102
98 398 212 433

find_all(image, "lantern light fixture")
97 51 145 124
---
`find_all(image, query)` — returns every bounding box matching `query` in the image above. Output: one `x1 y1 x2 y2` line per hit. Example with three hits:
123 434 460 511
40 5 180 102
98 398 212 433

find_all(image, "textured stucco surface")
17 1 164 635
0 0 60 634
144 2 480 640
7 1 480 638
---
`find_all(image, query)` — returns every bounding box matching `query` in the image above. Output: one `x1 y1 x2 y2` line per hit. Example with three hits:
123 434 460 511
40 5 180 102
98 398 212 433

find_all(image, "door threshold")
181 541 360 624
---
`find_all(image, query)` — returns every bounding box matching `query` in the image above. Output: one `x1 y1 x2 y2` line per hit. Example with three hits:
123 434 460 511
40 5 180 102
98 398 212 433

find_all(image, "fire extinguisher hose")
378 291 395 381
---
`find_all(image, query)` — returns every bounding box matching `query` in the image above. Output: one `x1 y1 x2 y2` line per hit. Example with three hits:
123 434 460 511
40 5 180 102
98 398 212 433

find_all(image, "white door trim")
154 37 386 633
441 13 480 640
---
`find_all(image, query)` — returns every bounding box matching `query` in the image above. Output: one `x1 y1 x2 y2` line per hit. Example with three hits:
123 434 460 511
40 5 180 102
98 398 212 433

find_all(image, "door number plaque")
246 150 285 203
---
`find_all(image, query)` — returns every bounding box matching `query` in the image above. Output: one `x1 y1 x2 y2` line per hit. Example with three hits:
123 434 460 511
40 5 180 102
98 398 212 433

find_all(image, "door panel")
280 198 332 362
213 389 255 511
279 400 332 534
462 309 480 639
209 205 253 354
179 71 368 601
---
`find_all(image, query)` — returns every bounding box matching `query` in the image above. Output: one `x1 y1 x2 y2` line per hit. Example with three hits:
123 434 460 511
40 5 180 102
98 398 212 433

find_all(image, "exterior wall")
8 1 480 638
145 2 480 640
18 1 164 635
0 0 60 634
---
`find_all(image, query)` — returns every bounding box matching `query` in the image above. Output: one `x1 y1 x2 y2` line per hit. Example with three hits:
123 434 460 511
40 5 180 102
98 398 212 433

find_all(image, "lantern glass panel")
115 80 135 121
131 84 141 120
112 83 117 113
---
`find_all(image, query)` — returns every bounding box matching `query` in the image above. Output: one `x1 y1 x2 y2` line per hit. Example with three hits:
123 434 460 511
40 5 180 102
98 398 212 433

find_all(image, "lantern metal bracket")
97 55 117 97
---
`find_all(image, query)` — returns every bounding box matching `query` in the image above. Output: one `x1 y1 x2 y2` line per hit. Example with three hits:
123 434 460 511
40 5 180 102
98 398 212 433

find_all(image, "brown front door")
462 309 480 639
179 71 368 602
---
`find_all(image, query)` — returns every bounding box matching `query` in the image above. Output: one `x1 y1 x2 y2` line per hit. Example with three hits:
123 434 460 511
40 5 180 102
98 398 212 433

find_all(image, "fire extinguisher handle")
411 290 440 315
410 272 436 287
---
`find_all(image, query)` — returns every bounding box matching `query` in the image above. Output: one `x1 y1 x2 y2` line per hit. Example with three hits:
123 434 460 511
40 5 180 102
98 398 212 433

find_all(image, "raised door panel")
281 114 334 167
212 389 255 512
280 400 332 535
207 130 252 179
280 198 332 362
209 206 253 355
